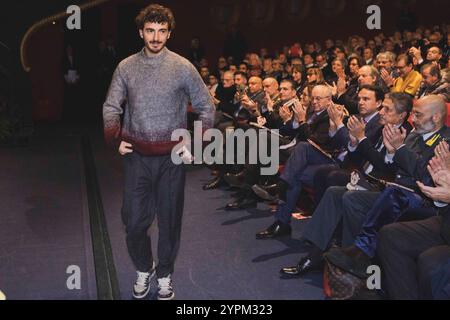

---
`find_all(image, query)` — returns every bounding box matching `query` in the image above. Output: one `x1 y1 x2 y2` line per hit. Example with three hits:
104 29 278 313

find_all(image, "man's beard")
146 41 165 54
414 118 435 134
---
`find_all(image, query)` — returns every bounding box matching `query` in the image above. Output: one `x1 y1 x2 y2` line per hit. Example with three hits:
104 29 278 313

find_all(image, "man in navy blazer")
279 92 414 278
255 85 385 239
325 95 450 279
312 92 414 205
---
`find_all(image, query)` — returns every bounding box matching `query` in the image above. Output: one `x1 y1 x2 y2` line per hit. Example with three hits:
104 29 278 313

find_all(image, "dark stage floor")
0 122 324 300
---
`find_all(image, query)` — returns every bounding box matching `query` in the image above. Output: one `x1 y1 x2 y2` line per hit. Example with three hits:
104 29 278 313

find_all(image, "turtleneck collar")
139 46 169 65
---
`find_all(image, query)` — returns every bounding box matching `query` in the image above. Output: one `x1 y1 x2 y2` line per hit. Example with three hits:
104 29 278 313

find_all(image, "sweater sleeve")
184 63 215 131
103 65 127 150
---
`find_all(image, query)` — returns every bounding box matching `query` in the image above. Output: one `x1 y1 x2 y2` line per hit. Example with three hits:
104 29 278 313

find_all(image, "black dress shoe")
280 257 322 277
225 196 257 211
251 183 279 201
223 171 246 188
256 221 291 239
202 176 224 190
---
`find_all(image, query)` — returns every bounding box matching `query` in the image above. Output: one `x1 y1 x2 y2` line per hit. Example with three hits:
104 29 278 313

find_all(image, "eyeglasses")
311 96 330 101
396 65 408 70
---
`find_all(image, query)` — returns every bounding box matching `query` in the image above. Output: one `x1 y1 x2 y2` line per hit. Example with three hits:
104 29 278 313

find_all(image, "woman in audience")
292 64 306 95
306 67 325 87
327 57 347 84
347 56 364 86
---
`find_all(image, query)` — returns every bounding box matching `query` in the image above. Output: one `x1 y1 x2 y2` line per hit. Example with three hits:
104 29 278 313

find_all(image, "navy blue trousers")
355 186 425 258
276 142 337 224
122 152 186 277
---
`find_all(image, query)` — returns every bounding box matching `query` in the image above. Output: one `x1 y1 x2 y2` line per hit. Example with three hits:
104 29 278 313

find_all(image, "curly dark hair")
135 4 176 31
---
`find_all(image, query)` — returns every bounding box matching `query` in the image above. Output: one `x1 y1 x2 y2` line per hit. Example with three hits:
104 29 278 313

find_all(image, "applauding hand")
417 164 450 203
380 68 394 87
327 103 344 128
292 99 306 123
347 116 366 141
279 105 293 123
383 124 407 151
434 140 450 169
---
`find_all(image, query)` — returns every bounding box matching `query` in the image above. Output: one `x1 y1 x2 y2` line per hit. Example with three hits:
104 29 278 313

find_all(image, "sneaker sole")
157 292 175 300
132 268 156 299
133 285 151 299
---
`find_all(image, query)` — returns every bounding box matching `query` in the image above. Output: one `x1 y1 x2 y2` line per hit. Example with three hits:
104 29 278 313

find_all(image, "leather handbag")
323 259 366 300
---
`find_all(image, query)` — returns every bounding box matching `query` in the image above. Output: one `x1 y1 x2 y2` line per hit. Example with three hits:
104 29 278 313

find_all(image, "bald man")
235 76 265 123
325 95 450 278
261 77 280 118
248 76 263 92
256 84 340 239
262 77 279 97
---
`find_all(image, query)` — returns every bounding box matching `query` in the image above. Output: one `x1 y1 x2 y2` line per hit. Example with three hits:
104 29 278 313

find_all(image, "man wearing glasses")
390 54 423 97
255 85 337 239
256 84 383 240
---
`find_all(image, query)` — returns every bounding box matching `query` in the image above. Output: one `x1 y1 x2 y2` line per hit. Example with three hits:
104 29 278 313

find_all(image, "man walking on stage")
103 3 214 300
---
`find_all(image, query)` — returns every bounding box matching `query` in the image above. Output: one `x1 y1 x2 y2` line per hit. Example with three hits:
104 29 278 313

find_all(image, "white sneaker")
132 262 156 299
157 274 175 300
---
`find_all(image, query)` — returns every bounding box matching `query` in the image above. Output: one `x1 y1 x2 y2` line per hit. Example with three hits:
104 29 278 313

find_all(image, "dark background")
0 0 448 124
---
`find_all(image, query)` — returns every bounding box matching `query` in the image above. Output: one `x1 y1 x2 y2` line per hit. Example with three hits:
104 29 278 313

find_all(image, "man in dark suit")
312 92 414 205
311 84 385 186
224 80 304 210
316 52 333 81
378 149 450 299
252 85 335 237
255 85 382 239
279 92 413 277
410 46 445 71
224 80 331 210
378 210 450 299
203 75 265 190
334 65 381 115
325 95 450 278
364 48 374 66
416 63 450 102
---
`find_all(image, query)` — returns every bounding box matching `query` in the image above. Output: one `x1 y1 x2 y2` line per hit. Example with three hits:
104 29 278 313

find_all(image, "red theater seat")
447 103 450 126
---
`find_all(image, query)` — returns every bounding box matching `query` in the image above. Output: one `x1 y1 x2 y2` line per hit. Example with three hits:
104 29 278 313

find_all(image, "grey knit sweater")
103 47 214 155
